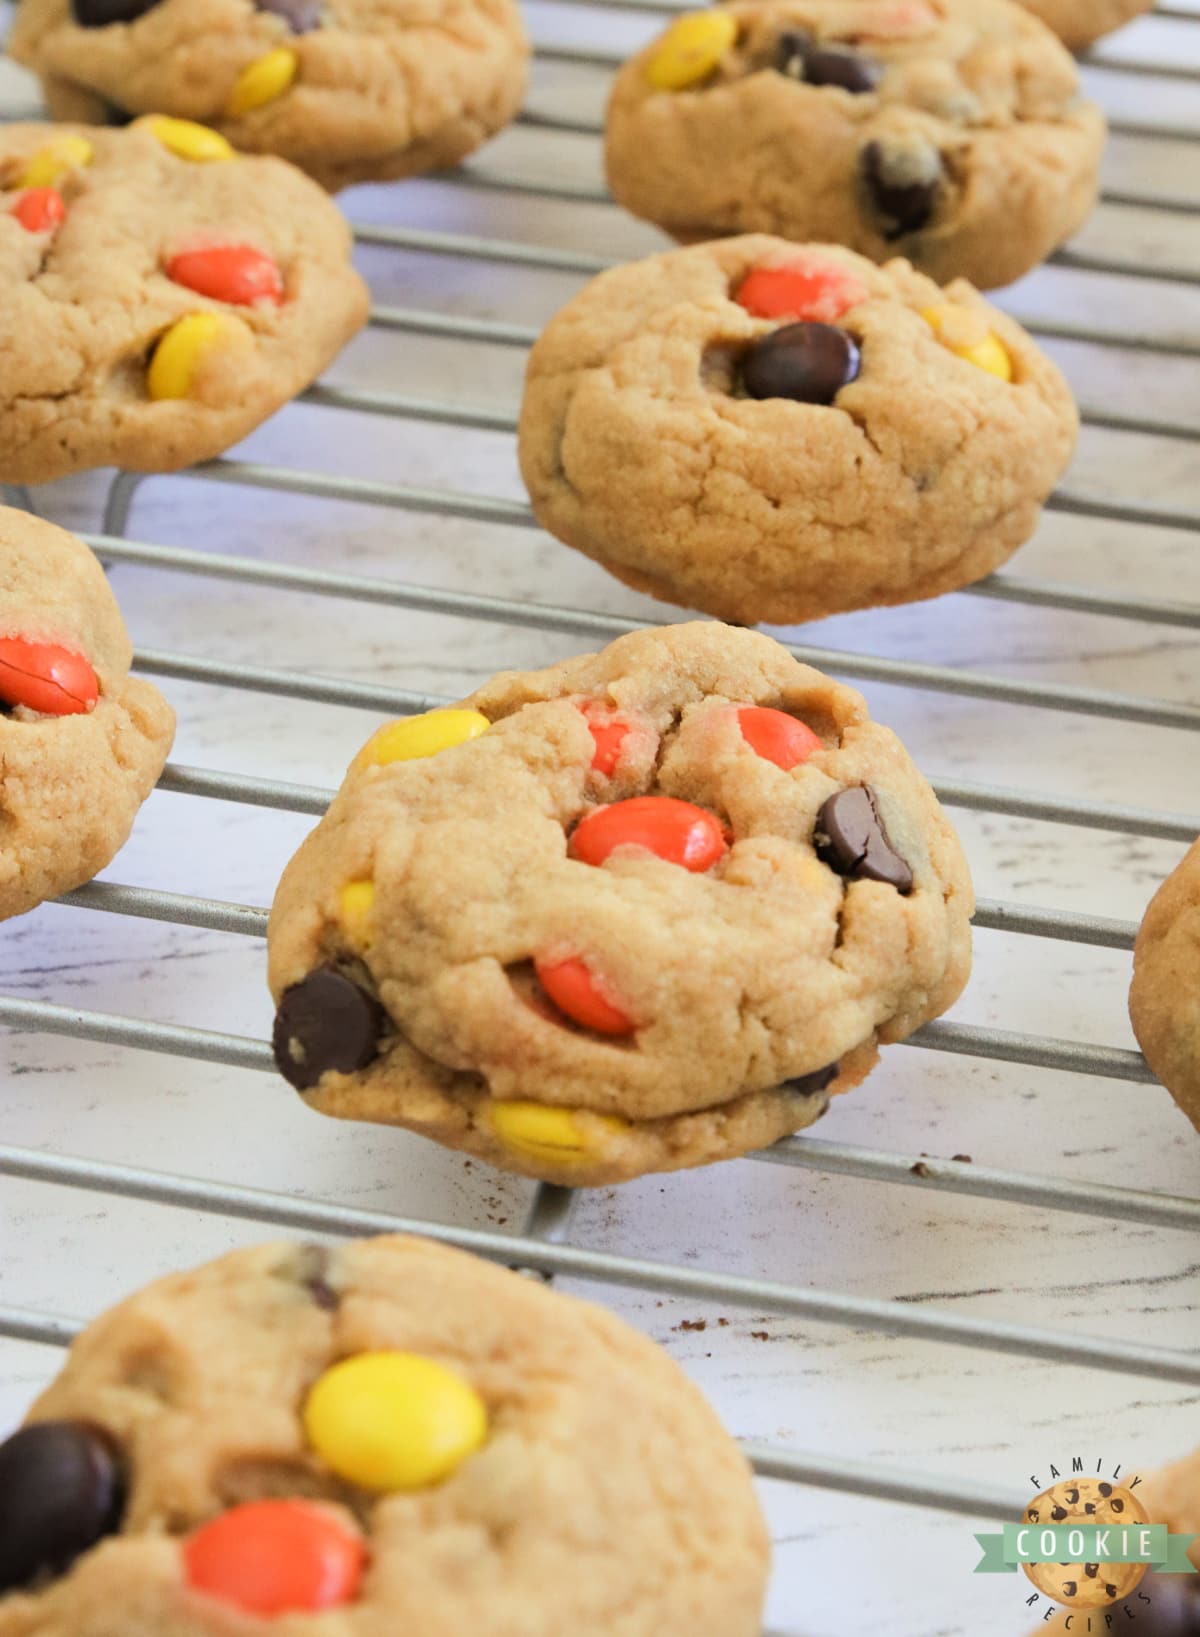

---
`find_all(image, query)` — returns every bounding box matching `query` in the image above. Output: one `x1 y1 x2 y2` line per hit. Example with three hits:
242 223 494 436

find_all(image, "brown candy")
781 1062 839 1096
741 321 861 405
802 47 882 93
815 787 913 893
272 968 384 1091
861 138 943 237
0 1422 125 1593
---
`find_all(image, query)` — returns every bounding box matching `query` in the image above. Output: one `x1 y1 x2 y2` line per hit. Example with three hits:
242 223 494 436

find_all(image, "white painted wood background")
0 5 1197 1631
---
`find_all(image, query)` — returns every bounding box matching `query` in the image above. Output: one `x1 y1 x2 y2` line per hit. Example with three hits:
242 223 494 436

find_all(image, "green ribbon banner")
974 1524 1198 1576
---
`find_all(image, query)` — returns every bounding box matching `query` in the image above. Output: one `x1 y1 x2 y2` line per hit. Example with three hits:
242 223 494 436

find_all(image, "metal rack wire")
1 2 1199 1624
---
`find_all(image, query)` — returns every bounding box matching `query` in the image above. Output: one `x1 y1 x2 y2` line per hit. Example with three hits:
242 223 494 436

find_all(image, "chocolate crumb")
751 1331 770 1342
677 1319 707 1332
910 1161 931 1177
952 1154 973 1163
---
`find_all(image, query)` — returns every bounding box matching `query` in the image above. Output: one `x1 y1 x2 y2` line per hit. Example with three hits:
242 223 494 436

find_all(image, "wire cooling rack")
0 2 1198 1630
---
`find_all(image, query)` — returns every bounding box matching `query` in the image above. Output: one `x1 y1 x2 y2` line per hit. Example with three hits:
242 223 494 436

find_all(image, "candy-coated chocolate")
165 243 284 307
15 135 92 190
570 795 727 873
146 313 246 401
138 115 235 163
71 0 164 24
489 1100 630 1166
0 636 98 715
816 785 912 893
801 46 882 92
646 10 737 90
227 47 299 116
736 255 868 325
338 880 375 949
921 305 1012 381
0 1422 125 1593
354 708 489 770
736 706 821 771
534 954 636 1035
578 701 629 775
861 138 942 236
183 1500 364 1615
742 321 861 405
273 967 384 1090
304 1352 488 1492
11 187 66 233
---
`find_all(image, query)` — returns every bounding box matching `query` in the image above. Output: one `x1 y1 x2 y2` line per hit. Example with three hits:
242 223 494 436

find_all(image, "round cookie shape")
518 236 1077 628
1130 837 1200 1137
1021 1479 1149 1608
267 622 974 1186
0 508 175 922
0 121 367 482
604 0 1106 290
8 0 530 191
1013 0 1154 50
0 1237 770 1633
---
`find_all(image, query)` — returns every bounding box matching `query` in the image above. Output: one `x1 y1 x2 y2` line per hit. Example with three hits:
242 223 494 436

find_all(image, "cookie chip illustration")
0 1237 769 1634
9 0 529 191
0 508 174 923
1015 0 1154 50
0 121 368 482
1022 1479 1149 1609
1130 837 1200 1137
518 236 1077 627
605 0 1105 289
267 622 974 1186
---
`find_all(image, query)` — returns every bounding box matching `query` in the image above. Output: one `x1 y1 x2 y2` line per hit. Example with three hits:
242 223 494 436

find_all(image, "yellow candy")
147 313 249 401
354 709 489 770
226 47 299 116
304 1351 488 1492
16 135 92 189
338 880 375 949
646 9 738 90
921 304 1013 382
489 1101 631 1167
138 115 235 163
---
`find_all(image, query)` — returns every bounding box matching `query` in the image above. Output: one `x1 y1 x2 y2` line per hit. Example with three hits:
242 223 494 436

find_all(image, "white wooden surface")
1 6 1198 1632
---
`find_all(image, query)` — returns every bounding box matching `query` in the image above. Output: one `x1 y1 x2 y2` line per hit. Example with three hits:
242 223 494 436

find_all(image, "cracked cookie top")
0 121 368 482
9 0 530 191
0 507 174 921
605 0 1105 289
266 622 973 1185
0 1236 769 1634
518 236 1077 628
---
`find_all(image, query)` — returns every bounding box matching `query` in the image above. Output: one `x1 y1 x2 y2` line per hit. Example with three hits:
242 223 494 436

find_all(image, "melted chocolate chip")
742 321 861 405
861 139 943 237
272 968 384 1091
803 47 882 93
0 1422 125 1593
815 787 914 893
71 0 164 24
255 0 323 30
782 1062 839 1097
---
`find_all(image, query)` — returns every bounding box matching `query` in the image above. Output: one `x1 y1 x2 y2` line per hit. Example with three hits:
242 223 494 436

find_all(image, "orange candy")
736 706 822 771
165 243 284 307
0 637 98 715
534 955 635 1035
11 188 65 234
570 796 727 873
578 701 629 775
736 257 868 325
183 1500 365 1616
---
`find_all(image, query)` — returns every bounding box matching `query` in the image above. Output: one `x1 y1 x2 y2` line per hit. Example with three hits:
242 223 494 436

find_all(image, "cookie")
8 0 529 191
0 1236 769 1634
1129 838 1200 1138
1021 1479 1149 1609
605 0 1105 290
0 121 368 483
518 236 1077 627
1015 0 1154 50
0 508 174 923
267 622 973 1186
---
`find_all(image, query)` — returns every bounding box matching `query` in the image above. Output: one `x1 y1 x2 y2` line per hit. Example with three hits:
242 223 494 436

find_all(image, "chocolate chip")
1066 1487 1079 1503
1111 1498 1125 1513
1106 1585 1119 1599
774 27 813 77
272 968 384 1091
803 47 882 93
0 1422 125 1593
1099 1483 1113 1497
104 103 135 127
782 1062 839 1096
1063 1583 1077 1599
255 0 323 30
71 0 163 24
1085 1564 1100 1578
815 787 913 893
861 139 943 237
742 321 861 405
1085 1503 1096 1514
1051 1505 1068 1521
